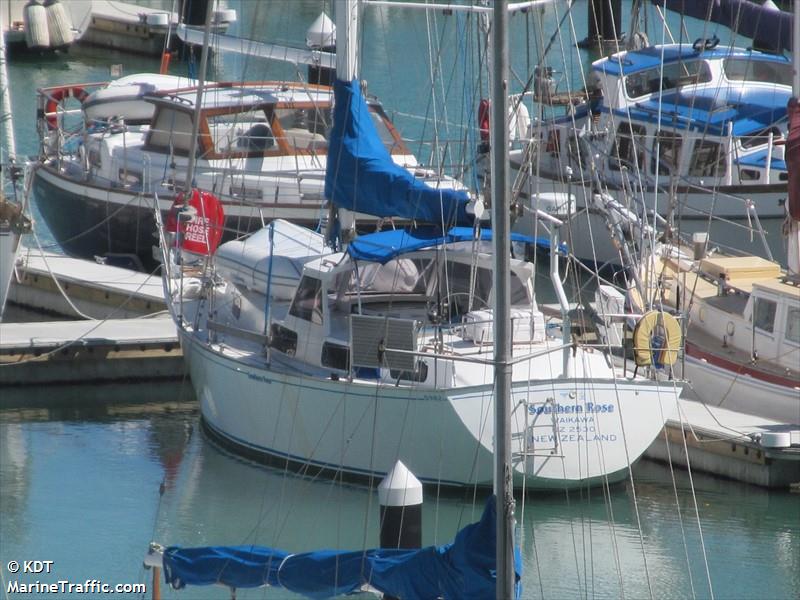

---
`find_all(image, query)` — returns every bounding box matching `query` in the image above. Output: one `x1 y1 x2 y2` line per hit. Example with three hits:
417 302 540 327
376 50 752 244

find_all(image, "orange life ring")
45 86 89 129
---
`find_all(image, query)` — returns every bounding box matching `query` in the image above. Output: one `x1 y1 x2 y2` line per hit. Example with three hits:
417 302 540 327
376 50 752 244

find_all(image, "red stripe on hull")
685 341 799 389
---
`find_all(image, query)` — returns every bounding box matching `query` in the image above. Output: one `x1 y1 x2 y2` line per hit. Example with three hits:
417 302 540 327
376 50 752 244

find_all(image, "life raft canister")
44 86 89 129
632 310 682 368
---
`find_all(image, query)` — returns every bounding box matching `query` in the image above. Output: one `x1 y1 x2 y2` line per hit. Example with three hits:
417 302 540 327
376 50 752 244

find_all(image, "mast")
490 1 514 598
0 20 16 162
788 0 800 277
794 0 800 97
184 0 214 191
335 0 358 82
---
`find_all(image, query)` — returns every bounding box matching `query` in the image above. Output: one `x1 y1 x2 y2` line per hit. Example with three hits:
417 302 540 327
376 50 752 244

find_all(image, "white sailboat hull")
681 354 800 425
181 329 677 489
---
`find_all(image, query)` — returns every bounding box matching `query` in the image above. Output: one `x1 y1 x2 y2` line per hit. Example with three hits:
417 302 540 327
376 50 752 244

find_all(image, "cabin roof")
751 278 800 300
594 44 791 78
148 83 334 111
617 86 790 136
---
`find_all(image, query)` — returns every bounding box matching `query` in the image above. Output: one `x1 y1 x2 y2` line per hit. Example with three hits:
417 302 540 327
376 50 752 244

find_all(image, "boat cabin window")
339 259 433 298
610 123 646 171
208 110 275 155
786 307 800 344
147 108 195 155
275 107 331 152
444 262 493 310
625 60 712 99
689 140 726 178
443 261 529 309
723 58 793 87
753 297 776 333
369 112 402 153
289 276 324 325
741 126 782 150
651 131 683 175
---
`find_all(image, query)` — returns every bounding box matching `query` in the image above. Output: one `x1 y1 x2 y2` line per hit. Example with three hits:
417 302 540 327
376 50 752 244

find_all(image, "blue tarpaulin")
325 78 473 227
346 226 554 263
162 496 521 599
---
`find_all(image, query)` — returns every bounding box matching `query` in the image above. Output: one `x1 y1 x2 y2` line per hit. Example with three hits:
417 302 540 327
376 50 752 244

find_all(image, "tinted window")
625 61 712 98
724 58 793 86
148 109 194 153
445 261 492 310
321 342 349 370
652 131 683 175
753 297 776 333
207 109 273 155
610 123 647 171
741 126 782 149
786 308 800 344
369 112 404 154
289 276 323 324
275 107 331 152
689 140 726 178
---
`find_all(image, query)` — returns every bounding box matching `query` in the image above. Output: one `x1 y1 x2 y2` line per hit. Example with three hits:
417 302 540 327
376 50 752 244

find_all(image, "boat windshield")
723 58 793 86
209 109 274 154
334 255 530 312
336 258 434 298
275 107 331 152
625 60 712 98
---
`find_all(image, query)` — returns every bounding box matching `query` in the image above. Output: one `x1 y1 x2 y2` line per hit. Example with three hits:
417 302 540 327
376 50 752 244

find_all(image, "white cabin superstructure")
32 78 454 269
514 43 793 267
641 251 799 424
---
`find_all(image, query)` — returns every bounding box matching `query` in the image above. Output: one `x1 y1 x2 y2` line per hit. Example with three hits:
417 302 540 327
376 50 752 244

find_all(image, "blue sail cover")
346 226 555 263
162 496 521 599
650 1 792 53
325 78 473 227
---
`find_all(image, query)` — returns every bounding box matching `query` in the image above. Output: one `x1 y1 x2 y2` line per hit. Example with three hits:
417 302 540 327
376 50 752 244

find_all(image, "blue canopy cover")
325 78 473 227
346 226 554 263
162 496 521 599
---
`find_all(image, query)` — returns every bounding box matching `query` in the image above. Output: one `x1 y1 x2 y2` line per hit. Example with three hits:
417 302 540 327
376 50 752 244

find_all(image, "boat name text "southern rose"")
527 402 615 415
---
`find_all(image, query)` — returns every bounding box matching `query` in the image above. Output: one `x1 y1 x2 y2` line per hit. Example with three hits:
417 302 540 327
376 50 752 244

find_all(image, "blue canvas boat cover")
650 1 792 54
346 226 554 263
162 496 521 599
325 78 473 227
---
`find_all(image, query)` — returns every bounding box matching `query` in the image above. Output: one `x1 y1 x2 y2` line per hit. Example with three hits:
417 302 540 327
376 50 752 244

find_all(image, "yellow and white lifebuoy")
632 310 682 367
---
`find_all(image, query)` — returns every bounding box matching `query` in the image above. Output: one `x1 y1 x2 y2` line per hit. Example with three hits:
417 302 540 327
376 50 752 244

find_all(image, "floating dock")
0 317 181 387
2 248 183 389
645 399 800 488
8 249 165 319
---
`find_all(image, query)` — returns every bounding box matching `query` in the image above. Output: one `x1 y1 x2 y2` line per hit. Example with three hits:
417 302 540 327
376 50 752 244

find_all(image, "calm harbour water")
1 1 798 599
1 385 798 599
